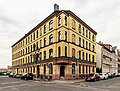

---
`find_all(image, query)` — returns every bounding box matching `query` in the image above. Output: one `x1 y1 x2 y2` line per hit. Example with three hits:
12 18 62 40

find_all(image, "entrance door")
37 65 40 78
60 66 65 77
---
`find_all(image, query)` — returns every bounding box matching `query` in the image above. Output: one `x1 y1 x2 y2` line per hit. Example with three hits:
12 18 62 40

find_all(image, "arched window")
79 51 81 59
65 31 67 41
58 31 61 41
49 63 53 74
49 49 53 58
49 34 53 44
65 46 67 57
92 55 95 62
72 34 75 43
72 63 75 74
58 46 61 57
58 16 61 26
72 48 75 58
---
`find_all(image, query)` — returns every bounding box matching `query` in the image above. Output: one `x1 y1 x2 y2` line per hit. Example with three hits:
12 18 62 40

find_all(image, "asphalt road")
0 76 120 91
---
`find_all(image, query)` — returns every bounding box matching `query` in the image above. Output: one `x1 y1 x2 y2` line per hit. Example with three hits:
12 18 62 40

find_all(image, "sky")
0 0 120 68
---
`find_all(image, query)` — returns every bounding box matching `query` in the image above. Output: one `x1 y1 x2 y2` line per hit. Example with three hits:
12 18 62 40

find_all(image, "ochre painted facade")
11 10 97 79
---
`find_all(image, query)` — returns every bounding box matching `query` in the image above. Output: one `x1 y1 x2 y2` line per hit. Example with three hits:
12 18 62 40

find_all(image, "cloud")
0 0 120 68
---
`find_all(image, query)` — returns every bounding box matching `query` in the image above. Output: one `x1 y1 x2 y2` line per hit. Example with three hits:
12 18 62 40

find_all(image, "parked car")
13 74 22 78
107 72 114 78
99 73 108 80
21 73 33 80
85 73 100 82
9 73 14 77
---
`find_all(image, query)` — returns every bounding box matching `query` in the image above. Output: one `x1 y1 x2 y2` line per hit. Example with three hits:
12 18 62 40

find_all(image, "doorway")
60 65 65 77
37 65 40 78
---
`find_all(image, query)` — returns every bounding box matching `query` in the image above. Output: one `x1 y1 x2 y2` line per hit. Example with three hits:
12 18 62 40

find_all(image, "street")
0 77 120 91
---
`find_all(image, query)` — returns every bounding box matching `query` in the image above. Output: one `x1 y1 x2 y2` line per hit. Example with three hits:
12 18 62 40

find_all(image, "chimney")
54 4 59 11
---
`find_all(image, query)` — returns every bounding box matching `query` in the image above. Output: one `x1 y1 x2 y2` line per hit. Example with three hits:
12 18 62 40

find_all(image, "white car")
99 73 108 80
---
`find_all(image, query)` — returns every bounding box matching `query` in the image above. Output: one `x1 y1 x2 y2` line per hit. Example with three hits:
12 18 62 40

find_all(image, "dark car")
21 73 33 80
85 73 100 82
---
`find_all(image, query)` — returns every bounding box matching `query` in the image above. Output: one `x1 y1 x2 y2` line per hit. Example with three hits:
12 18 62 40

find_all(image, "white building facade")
96 43 118 73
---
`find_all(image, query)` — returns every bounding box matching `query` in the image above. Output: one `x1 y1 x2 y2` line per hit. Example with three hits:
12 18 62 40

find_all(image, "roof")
12 10 97 47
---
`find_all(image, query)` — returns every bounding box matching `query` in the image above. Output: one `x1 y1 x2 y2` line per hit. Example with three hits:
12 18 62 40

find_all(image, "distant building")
0 68 8 72
117 49 120 73
11 4 97 79
96 41 118 73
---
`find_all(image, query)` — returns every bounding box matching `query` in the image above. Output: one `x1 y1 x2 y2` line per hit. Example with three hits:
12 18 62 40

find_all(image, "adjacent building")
96 42 118 73
11 4 97 79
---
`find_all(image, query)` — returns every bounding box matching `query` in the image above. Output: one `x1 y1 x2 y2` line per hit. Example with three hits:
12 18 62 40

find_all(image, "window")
89 54 91 61
82 27 84 35
58 16 61 26
92 55 95 62
44 37 46 46
78 37 81 46
72 34 75 43
33 32 35 40
40 52 42 60
82 51 84 60
65 46 67 57
40 40 42 48
28 56 29 63
58 31 61 41
72 19 76 30
92 66 94 72
86 65 88 74
65 31 67 41
86 41 88 49
86 29 88 37
65 16 67 26
79 51 81 59
89 43 91 50
49 20 53 30
49 49 53 58
44 24 46 34
79 64 81 74
28 46 29 53
36 30 38 38
33 66 35 73
49 63 53 74
82 65 84 74
44 51 46 59
78 24 81 33
31 45 32 52
86 53 88 61
93 45 95 52
26 47 27 54
82 39 84 47
40 27 42 36
33 43 35 51
72 63 75 74
28 36 30 43
89 66 91 73
36 42 38 50
58 46 61 57
30 55 32 62
49 34 53 44
72 48 75 58
26 38 27 44
23 40 24 46
89 32 91 39
92 34 95 41
31 34 32 42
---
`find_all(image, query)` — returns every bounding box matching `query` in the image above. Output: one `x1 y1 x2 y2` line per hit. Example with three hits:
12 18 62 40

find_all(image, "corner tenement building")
11 4 97 79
